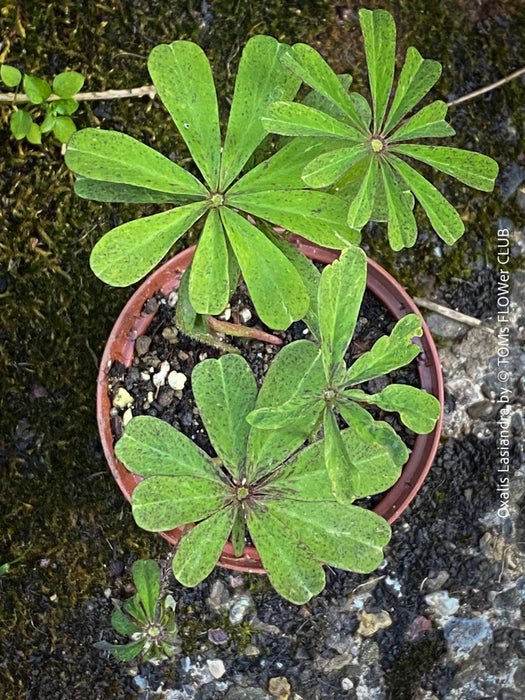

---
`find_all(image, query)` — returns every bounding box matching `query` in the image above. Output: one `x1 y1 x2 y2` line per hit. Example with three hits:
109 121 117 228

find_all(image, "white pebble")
112 387 134 409
239 308 252 323
168 371 187 391
167 291 178 307
122 408 133 426
153 360 171 388
219 305 231 321
207 659 226 679
140 371 151 382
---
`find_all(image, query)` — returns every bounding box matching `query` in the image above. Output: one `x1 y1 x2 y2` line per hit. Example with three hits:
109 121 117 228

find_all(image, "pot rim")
97 240 443 574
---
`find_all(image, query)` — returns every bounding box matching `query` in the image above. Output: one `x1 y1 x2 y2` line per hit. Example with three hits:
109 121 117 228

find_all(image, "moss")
384 635 447 699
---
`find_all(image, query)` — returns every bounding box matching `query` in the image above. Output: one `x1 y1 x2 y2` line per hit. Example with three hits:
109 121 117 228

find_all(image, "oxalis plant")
64 35 358 333
262 8 499 249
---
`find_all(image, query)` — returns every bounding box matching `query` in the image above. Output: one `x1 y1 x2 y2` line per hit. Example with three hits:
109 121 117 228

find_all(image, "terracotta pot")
97 240 443 574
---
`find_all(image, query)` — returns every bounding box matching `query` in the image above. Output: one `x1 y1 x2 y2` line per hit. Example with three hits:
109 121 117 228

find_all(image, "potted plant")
66 9 498 603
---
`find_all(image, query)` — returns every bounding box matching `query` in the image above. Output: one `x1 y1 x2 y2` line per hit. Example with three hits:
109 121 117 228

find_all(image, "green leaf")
23 75 51 104
66 129 207 197
361 384 441 433
94 639 146 661
123 595 147 624
227 189 360 248
27 122 42 145
52 71 84 98
10 110 32 139
346 156 378 229
281 43 367 132
55 98 79 115
228 135 345 194
148 41 221 189
271 500 390 573
132 560 160 620
381 160 418 250
389 101 455 141
246 340 326 479
172 507 234 587
263 101 364 140
246 506 325 604
346 313 422 385
261 224 322 339
219 207 308 329
302 74 352 116
391 144 499 192
192 354 257 478
388 153 465 244
359 9 396 132
40 112 57 133
53 116 76 143
1 64 22 87
383 47 442 134
324 408 359 503
266 437 334 502
220 36 301 189
111 606 141 635
189 209 229 315
247 395 323 430
90 201 208 286
115 415 219 479
338 400 408 471
302 145 370 189
131 475 229 532
74 177 200 204
318 245 367 371
231 507 246 558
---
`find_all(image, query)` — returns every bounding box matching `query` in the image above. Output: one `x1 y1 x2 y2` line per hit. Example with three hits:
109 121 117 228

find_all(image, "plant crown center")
370 137 385 153
146 623 163 639
209 192 225 207
236 486 249 501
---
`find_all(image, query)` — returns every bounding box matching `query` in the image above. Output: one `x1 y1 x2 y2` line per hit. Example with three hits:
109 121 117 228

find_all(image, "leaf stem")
206 316 283 346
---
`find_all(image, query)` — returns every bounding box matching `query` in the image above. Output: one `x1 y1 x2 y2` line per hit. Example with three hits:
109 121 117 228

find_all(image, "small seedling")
0 544 32 576
94 559 180 662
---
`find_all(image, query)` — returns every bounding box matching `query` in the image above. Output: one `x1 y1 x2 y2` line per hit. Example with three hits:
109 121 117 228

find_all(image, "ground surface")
1 1 524 698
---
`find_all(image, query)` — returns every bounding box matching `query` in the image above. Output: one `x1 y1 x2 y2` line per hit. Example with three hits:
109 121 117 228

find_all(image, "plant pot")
97 239 444 574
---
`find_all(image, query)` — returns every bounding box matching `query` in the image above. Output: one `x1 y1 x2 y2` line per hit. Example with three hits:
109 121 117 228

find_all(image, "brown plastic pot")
97 239 443 574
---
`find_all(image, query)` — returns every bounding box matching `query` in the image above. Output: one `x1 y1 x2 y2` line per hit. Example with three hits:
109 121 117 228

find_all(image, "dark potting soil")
107 283 418 465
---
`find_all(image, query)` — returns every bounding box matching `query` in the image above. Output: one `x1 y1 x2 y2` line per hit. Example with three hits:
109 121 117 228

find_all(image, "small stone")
229 594 253 625
162 326 179 343
315 652 353 672
245 644 260 657
444 617 493 663
168 371 187 391
219 305 231 321
135 335 152 356
153 360 171 388
199 352 208 361
357 610 392 637
178 350 190 361
341 678 354 691
208 628 228 645
239 308 252 323
207 659 226 679
268 676 290 699
207 581 230 612
405 616 433 641
133 675 148 691
142 297 159 315
158 387 175 408
140 371 151 382
424 570 450 592
425 590 460 624
167 291 178 307
122 408 133 426
112 387 134 409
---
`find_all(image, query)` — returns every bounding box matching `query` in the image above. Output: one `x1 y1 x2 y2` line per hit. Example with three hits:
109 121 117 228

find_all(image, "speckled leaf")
280 44 367 131
231 506 245 558
94 639 146 661
319 245 367 371
73 177 199 204
302 74 352 117
391 144 499 192
228 135 344 194
246 340 325 479
247 394 323 430
132 560 160 619
388 154 465 244
389 101 455 141
220 36 301 189
111 606 141 635
219 207 308 329
383 47 442 134
227 189 360 248
338 400 409 470
246 506 325 604
359 9 396 131
123 595 147 624
346 156 378 229
324 409 359 503
262 101 363 140
172 508 235 587
66 129 207 196
269 500 391 572
381 161 418 250
148 42 221 189
189 209 229 315
192 355 257 477
302 145 370 188
345 313 422 385
90 201 208 286
131 475 229 532
116 415 219 479
360 384 441 433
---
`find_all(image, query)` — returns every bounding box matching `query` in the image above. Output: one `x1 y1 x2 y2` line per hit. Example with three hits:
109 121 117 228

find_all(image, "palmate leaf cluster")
94 560 180 662
262 9 499 249
65 36 358 330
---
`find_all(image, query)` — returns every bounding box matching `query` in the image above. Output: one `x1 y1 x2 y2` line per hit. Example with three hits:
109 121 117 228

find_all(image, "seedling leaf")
52 71 84 98
359 9 396 131
189 209 230 315
132 559 160 619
